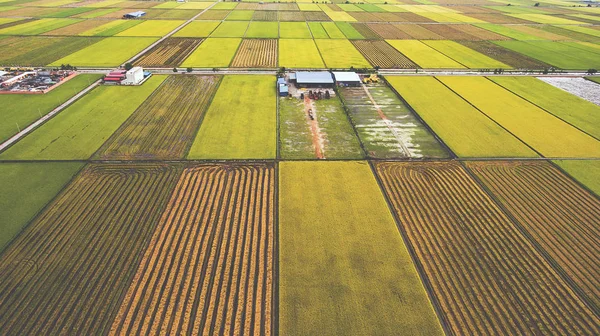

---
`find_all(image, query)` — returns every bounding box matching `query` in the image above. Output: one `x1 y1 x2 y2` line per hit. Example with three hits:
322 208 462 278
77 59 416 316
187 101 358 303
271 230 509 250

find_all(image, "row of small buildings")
278 71 360 96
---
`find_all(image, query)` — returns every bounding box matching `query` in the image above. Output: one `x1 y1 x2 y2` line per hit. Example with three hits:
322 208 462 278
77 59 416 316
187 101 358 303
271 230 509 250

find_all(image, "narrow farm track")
110 163 275 336
95 75 220 160
0 163 182 335
465 161 600 311
375 161 600 336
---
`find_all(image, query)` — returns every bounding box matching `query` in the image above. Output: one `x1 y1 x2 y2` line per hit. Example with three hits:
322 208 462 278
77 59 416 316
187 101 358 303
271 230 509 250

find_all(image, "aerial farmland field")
0 0 600 333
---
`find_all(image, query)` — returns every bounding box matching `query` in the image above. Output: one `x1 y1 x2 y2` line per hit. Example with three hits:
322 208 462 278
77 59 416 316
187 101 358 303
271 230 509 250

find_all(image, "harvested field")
0 163 181 335
394 12 436 23
252 10 277 21
375 161 600 336
459 41 550 69
278 11 304 21
197 9 230 20
135 38 203 67
352 40 417 68
349 12 385 22
394 24 444 39
422 24 481 40
367 23 411 39
95 75 220 160
387 40 465 68
450 24 509 40
349 23 379 39
466 160 600 309
538 77 600 107
110 163 275 336
231 39 277 68
303 11 330 21
374 12 406 22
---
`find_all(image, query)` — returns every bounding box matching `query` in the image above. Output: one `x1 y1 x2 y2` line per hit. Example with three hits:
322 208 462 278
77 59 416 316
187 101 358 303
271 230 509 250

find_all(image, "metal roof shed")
333 72 360 83
296 72 333 84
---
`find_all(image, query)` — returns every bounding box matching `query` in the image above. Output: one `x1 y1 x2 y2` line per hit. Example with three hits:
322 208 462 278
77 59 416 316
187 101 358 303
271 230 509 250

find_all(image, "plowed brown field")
109 163 275 336
231 39 277 68
466 161 600 309
135 38 203 68
0 163 181 335
375 161 600 335
352 40 417 68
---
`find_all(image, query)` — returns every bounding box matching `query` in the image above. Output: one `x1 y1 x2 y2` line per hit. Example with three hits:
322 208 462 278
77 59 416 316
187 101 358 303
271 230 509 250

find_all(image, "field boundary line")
366 160 454 336
548 160 600 201
273 162 280 336
0 77 101 154
458 160 600 318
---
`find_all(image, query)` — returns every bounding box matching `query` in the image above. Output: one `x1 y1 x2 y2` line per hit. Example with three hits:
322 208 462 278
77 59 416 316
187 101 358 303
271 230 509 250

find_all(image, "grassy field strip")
180 37 241 67
110 163 274 336
466 161 600 310
386 76 537 158
439 76 600 158
490 77 600 140
50 37 158 67
375 161 600 335
95 75 221 160
387 40 466 69
0 74 101 143
0 162 83 252
0 76 166 160
315 38 371 68
422 40 510 69
0 163 182 335
279 161 444 335
278 38 324 68
188 75 276 159
554 160 600 196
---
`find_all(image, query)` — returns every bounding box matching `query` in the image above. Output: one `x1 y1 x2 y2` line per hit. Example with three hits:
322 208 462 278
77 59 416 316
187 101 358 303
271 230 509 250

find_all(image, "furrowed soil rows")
459 41 550 69
352 40 417 68
231 39 277 68
466 161 600 309
349 23 379 39
95 75 220 160
135 38 203 68
375 161 600 335
422 24 481 40
109 163 275 336
368 23 411 39
0 163 181 335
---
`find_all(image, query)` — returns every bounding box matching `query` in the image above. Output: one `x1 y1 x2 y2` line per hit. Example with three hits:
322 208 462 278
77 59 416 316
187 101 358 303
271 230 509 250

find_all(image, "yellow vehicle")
363 74 379 84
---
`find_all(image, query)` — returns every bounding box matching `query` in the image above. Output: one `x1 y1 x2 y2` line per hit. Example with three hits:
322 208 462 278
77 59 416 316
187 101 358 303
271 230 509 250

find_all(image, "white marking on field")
538 77 600 106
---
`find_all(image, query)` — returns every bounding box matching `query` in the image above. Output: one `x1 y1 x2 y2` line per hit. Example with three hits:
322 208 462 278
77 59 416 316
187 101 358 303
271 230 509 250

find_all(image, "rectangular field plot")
422 40 510 69
386 76 537 158
315 39 371 68
0 162 82 252
279 95 363 159
0 18 81 35
279 161 444 336
231 39 277 68
245 21 278 38
439 76 600 157
0 36 104 66
352 41 418 69
209 20 249 37
110 163 275 336
387 40 466 69
493 41 600 70
173 20 220 37
555 159 600 196
279 39 324 68
0 76 165 160
458 41 551 69
466 160 600 309
339 83 449 158
134 37 203 67
95 75 220 160
0 74 101 143
180 38 241 67
41 19 110 36
279 22 312 38
115 19 183 37
0 163 182 335
490 76 600 139
375 161 600 336
187 75 276 159
77 20 141 37
50 37 158 67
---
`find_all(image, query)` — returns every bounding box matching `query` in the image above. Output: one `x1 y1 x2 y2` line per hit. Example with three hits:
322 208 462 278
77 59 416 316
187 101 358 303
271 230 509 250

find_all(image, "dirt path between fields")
303 95 325 159
361 83 411 157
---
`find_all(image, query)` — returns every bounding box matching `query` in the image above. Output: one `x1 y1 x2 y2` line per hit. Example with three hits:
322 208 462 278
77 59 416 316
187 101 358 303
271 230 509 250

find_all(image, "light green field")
245 21 278 38
494 40 600 69
209 20 249 37
308 22 328 39
187 75 276 159
173 20 220 37
554 160 600 196
280 21 312 39
321 22 345 39
180 37 241 67
387 40 465 68
0 74 101 143
73 7 119 19
475 24 545 41
279 38 324 68
336 22 364 39
0 76 165 160
279 161 445 336
177 2 212 9
555 24 600 38
315 39 370 68
423 40 510 69
50 37 157 67
212 2 237 9
587 77 600 84
0 18 81 35
79 19 141 36
490 77 600 140
116 20 184 37
226 10 253 20
439 76 600 158
387 76 537 158
0 162 83 252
